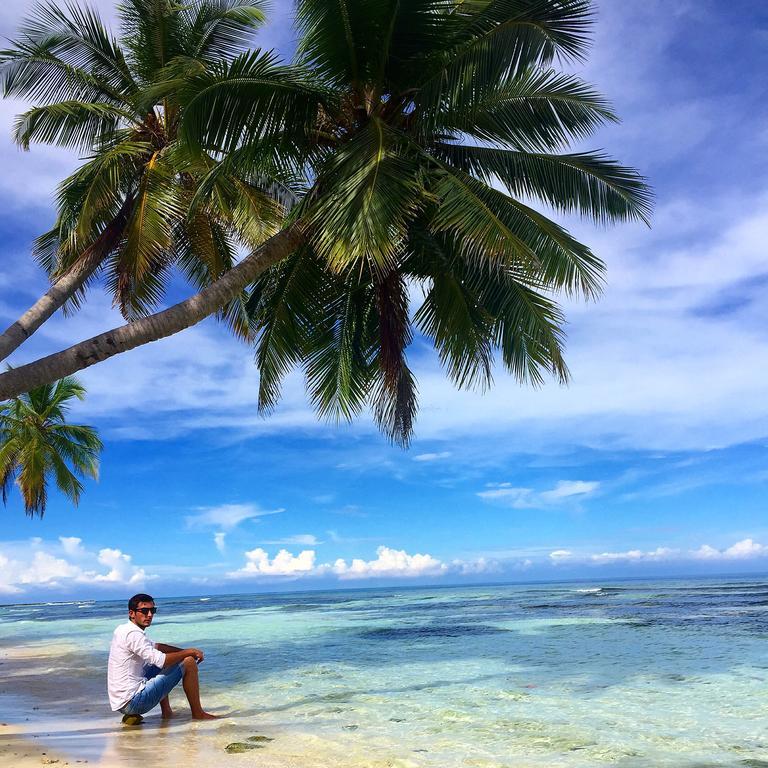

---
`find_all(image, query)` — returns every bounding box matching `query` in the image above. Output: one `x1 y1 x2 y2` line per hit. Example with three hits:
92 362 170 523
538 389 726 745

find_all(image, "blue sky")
1 0 768 601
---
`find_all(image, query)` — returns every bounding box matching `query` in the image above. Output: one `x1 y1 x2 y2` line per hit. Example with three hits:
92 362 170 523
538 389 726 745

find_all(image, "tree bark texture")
0 201 133 363
0 223 304 400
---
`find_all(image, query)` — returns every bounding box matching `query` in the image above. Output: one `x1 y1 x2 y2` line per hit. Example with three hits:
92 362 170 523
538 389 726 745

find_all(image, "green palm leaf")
14 101 138 151
434 143 652 224
307 118 426 274
182 0 267 62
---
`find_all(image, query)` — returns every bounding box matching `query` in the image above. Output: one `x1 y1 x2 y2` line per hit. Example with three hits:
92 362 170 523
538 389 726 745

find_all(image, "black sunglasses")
134 607 158 615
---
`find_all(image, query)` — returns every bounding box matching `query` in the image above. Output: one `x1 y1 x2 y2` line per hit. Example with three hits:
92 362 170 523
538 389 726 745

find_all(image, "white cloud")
548 539 768 567
477 486 536 508
94 548 147 584
692 538 768 561
0 538 151 593
0 554 21 594
226 545 495 582
19 551 81 585
540 481 601 502
213 532 226 553
450 556 500 575
229 547 316 578
185 503 284 531
413 451 452 462
589 547 678 564
691 544 721 560
723 539 768 559
59 536 86 558
330 546 447 579
263 534 320 546
478 480 599 509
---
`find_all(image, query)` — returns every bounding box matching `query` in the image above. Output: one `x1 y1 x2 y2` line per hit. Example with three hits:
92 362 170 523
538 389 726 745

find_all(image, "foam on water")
2 577 768 767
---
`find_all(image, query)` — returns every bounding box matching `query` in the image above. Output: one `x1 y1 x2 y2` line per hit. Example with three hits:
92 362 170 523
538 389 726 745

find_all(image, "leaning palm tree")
0 376 102 517
0 0 279 360
0 0 651 448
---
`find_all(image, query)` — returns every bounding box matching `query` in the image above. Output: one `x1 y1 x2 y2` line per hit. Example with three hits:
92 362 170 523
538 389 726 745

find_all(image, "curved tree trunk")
0 201 133 363
0 223 304 401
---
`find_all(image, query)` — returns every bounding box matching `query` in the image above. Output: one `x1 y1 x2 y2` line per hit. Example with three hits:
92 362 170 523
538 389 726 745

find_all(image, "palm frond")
181 0 267 62
303 275 378 422
13 101 137 151
471 262 570 385
426 158 605 297
247 248 330 412
307 118 426 274
295 0 380 85
434 143 652 224
180 49 331 153
106 151 185 317
0 0 134 103
118 0 186 82
370 270 417 446
428 68 616 151
411 233 494 390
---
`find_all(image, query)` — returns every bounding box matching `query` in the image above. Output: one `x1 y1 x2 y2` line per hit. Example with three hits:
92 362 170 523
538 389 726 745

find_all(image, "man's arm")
155 643 182 654
163 647 205 666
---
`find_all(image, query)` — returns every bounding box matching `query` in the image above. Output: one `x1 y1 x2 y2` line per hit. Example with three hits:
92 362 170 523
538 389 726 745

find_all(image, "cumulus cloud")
0 538 151 594
548 539 768 566
478 480 600 509
229 548 316 578
588 547 678 564
330 546 447 579
692 538 768 560
59 536 86 558
185 503 283 531
0 554 21 594
227 545 494 582
94 548 147 584
19 551 82 585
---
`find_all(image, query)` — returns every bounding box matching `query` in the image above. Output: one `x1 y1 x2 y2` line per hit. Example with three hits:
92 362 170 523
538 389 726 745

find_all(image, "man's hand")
190 648 204 663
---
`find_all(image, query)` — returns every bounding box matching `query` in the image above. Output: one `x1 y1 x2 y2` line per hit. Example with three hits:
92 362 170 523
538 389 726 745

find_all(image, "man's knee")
182 656 197 671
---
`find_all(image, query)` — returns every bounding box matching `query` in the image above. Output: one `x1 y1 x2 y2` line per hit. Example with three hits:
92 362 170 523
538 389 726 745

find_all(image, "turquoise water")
2 577 768 767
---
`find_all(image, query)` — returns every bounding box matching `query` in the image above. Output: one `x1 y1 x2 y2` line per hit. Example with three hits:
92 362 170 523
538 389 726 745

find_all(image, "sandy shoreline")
0 702 353 768
0 644 330 768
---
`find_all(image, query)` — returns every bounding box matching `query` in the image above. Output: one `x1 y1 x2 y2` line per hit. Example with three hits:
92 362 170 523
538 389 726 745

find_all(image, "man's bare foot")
191 711 219 720
161 709 175 719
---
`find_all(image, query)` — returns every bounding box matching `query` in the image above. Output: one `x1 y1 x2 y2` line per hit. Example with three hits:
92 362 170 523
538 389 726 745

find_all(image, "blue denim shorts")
121 663 185 715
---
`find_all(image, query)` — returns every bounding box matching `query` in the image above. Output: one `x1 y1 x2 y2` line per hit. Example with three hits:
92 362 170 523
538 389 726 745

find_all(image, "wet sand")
0 644 328 768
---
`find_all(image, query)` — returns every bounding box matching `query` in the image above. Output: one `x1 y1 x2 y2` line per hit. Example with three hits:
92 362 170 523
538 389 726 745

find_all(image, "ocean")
1 577 768 767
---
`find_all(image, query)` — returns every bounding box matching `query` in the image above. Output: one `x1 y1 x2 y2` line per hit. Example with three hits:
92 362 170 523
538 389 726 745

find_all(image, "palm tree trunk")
0 223 304 401
0 201 133 363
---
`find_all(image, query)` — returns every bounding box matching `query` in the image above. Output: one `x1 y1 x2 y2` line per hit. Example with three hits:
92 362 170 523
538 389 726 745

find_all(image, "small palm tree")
0 376 102 517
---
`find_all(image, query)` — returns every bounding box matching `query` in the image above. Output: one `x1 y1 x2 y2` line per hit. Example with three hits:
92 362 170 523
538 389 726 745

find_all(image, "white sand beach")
0 644 365 768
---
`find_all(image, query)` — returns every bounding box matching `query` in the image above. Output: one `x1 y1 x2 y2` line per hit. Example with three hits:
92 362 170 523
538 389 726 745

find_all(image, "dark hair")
128 593 155 611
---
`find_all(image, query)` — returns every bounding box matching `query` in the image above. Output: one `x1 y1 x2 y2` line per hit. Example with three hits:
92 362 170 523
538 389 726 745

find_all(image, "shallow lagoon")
2 578 768 767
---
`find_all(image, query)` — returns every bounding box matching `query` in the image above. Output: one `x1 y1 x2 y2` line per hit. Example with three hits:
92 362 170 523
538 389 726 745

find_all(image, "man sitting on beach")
107 593 217 723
